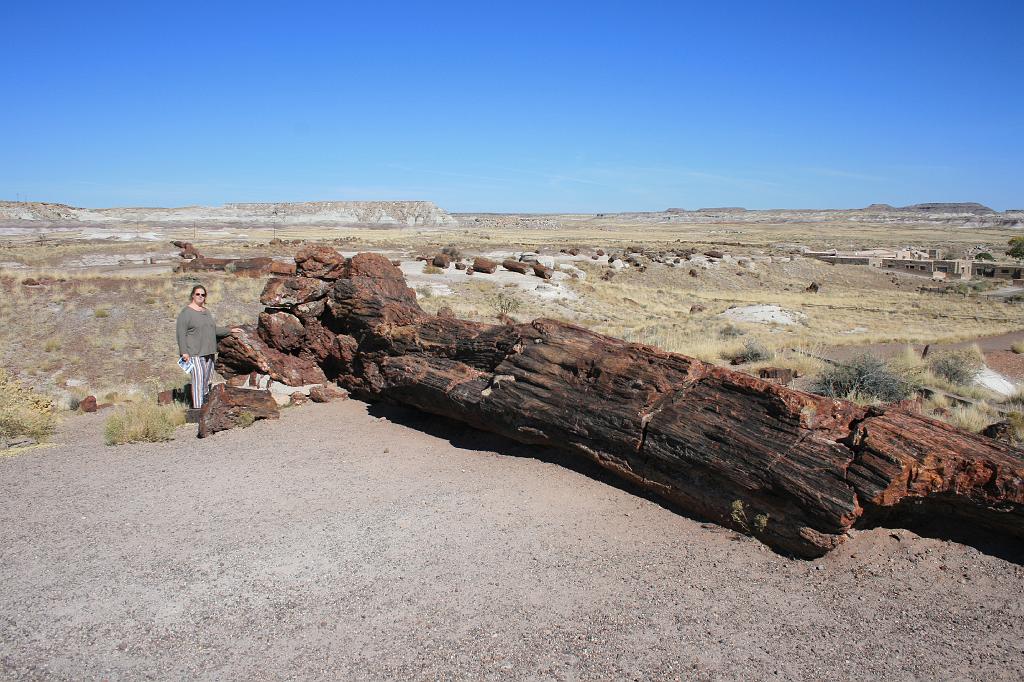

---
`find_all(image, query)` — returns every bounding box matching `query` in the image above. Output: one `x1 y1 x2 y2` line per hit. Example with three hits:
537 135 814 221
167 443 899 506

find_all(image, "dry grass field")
1 215 1021 442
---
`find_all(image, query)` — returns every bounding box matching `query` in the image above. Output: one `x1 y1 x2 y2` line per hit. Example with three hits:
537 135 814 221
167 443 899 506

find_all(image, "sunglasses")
194 292 207 297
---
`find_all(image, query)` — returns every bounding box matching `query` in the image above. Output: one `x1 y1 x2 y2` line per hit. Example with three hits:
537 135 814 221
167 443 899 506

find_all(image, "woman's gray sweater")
176 306 229 357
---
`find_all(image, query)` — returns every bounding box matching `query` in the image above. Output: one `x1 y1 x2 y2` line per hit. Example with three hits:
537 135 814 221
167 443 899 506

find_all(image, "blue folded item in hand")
178 357 194 373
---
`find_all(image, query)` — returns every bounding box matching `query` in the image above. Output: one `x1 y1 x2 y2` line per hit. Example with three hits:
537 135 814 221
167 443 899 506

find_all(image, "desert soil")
1 400 1022 681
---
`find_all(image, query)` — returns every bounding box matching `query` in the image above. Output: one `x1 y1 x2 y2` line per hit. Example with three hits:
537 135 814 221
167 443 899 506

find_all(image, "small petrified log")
757 367 797 385
309 384 349 403
502 259 530 274
217 249 1024 557
432 254 451 268
472 257 498 274
197 384 279 438
532 264 553 279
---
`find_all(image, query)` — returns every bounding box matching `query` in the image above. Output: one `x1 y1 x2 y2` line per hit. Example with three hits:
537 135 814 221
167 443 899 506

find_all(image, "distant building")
972 261 1024 280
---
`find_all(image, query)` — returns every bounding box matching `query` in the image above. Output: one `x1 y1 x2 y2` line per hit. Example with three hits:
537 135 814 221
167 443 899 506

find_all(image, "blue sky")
2 1 1021 212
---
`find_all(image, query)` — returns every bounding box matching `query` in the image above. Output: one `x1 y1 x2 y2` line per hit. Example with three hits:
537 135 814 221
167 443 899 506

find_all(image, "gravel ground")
1 400 1022 681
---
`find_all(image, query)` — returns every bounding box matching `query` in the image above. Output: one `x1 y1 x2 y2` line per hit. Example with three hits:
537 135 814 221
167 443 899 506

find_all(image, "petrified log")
502 259 530 274
217 250 1024 557
472 257 498 274
197 384 279 438
531 263 553 279
432 254 451 268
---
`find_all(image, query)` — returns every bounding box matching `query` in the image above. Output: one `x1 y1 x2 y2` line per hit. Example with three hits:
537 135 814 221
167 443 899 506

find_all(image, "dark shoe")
185 408 202 424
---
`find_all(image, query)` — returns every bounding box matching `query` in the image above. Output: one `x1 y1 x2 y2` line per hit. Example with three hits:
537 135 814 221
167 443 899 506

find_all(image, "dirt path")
1 401 1022 680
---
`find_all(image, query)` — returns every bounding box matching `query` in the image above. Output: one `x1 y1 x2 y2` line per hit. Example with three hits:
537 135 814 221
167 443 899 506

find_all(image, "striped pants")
189 355 216 409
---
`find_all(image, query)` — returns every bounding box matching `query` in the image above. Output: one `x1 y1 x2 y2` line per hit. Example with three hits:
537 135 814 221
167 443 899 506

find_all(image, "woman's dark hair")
189 284 207 301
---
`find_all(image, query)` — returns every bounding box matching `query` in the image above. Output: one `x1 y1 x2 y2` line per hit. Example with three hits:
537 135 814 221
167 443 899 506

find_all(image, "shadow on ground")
366 401 1024 565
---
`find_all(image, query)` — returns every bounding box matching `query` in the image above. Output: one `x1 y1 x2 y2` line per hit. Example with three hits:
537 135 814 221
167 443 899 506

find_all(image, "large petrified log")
217 248 1024 557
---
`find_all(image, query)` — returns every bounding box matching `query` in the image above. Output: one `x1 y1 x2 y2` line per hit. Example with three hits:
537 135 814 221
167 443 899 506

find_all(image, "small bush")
236 410 257 428
730 339 774 364
491 291 522 318
719 323 745 338
104 402 185 445
440 245 462 260
1011 342 1024 355
0 369 57 442
423 263 443 275
812 353 918 403
94 307 110 318
928 347 984 386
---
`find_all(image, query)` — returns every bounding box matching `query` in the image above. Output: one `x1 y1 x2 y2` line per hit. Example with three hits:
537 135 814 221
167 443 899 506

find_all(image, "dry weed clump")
928 346 984 386
811 353 918 404
103 402 186 445
1011 341 1024 354
0 368 58 442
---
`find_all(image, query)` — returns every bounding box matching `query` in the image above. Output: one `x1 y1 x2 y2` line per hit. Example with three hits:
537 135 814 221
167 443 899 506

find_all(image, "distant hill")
0 200 458 227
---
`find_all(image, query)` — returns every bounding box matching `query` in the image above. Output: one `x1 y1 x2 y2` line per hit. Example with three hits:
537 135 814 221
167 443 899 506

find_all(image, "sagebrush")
104 402 186 445
811 354 918 403
0 368 57 442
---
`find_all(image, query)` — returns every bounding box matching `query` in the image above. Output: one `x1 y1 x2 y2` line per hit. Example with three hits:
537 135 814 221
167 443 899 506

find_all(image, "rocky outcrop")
216 247 1024 557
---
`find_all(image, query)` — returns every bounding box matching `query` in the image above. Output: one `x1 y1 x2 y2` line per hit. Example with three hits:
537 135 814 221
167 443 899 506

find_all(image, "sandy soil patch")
1 401 1021 680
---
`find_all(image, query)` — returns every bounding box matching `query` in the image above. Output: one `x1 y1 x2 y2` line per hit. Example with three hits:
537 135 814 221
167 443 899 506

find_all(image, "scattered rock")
502 259 530 274
532 264 554 279
289 391 309 406
79 395 98 413
690 303 706 313
197 385 279 438
308 384 349 403
806 282 820 293
757 367 797 385
472 257 498 274
432 254 451 268
454 262 467 271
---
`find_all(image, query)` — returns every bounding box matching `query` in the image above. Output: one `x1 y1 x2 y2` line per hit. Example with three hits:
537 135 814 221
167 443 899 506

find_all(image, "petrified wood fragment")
198 384 279 438
217 249 1024 557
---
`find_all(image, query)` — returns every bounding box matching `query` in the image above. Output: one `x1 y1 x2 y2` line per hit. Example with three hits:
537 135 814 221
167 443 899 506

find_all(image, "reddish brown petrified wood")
217 248 1024 557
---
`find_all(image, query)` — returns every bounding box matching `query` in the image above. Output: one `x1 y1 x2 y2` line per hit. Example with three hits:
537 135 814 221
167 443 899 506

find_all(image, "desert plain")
1 200 1022 680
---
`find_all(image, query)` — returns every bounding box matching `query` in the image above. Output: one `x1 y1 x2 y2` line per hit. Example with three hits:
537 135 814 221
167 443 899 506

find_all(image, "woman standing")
175 285 240 410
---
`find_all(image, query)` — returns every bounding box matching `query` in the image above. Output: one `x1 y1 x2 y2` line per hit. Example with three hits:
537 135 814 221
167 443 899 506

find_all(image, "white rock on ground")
974 367 1021 398
717 304 807 326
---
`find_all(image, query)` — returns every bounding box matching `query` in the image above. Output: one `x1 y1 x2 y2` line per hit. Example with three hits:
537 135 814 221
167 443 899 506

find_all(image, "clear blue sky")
2 1 1022 212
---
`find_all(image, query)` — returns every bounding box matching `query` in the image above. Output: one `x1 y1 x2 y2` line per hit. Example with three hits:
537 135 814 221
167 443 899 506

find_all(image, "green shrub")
0 369 57 442
1011 342 1024 355
928 347 984 386
104 402 186 445
812 353 918 403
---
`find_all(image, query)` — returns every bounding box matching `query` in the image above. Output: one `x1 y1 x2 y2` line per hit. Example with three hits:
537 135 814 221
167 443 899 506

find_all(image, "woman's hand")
230 327 243 334
182 354 191 363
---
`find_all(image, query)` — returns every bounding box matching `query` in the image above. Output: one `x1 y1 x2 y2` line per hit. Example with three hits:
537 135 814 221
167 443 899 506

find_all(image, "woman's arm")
175 308 190 356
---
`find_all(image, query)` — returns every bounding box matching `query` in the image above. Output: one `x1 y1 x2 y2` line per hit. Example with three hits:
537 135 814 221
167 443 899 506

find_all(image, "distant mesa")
864 203 896 211
899 202 995 213
0 200 458 227
695 207 748 212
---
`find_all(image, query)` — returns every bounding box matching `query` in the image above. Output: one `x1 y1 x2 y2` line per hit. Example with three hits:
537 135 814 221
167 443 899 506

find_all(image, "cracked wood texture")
217 249 1024 557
